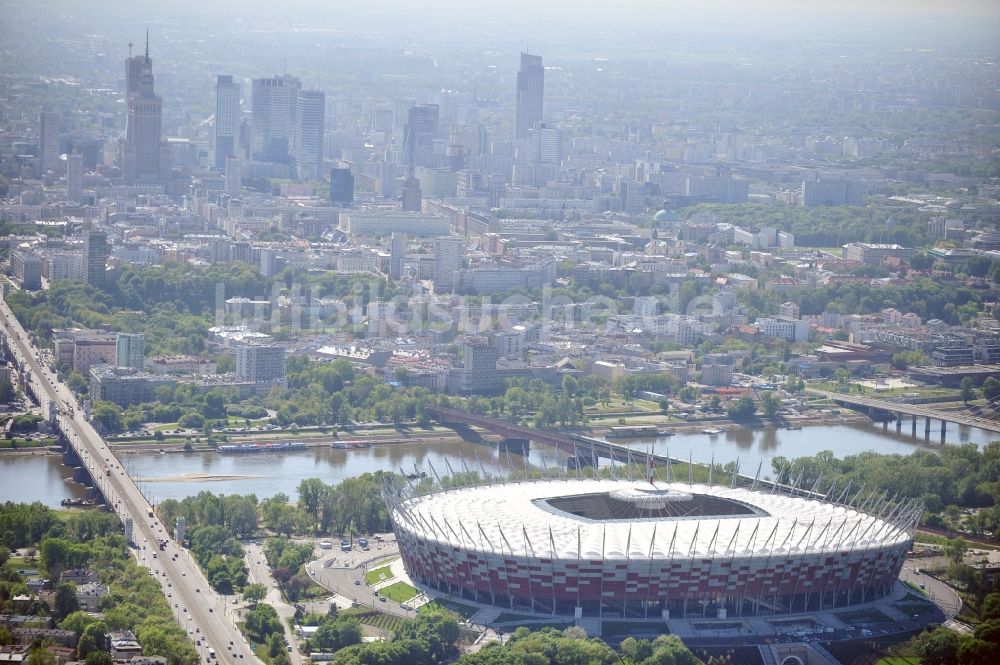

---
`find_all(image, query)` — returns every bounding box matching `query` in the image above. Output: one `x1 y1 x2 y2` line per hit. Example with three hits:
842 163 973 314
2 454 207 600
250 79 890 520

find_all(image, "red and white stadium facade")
385 477 920 619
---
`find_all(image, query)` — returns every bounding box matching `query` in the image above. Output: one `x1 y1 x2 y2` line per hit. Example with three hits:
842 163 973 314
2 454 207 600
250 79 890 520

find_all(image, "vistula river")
1 421 995 508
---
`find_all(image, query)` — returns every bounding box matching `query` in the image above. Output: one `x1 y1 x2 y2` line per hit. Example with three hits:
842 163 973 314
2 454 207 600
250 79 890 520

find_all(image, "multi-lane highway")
0 297 260 665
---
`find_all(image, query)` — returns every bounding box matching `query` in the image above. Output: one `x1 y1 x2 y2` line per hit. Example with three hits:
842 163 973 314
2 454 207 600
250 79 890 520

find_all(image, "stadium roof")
388 479 918 560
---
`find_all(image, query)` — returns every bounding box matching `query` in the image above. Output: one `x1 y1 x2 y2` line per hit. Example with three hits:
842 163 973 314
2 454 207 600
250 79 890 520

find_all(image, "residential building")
9 250 42 290
115 333 145 370
235 343 286 384
755 316 810 342
89 364 175 407
433 236 464 292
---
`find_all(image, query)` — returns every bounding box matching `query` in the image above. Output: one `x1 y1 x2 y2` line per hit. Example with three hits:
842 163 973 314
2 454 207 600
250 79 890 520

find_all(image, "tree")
26 648 56 665
961 377 976 405
982 377 1000 402
981 593 1000 621
243 583 267 606
946 536 968 565
658 399 670 414
90 402 124 434
202 392 226 420
913 628 959 665
727 396 757 421
760 391 780 418
297 478 328 525
54 582 80 619
83 652 113 665
958 638 1000 665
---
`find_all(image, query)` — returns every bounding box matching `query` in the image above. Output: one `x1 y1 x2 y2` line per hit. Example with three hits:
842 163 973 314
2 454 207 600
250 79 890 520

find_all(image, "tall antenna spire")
145 29 149 59
128 41 133 58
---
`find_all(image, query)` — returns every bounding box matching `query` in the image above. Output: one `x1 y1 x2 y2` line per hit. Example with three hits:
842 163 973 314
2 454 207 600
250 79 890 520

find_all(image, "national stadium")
384 475 921 619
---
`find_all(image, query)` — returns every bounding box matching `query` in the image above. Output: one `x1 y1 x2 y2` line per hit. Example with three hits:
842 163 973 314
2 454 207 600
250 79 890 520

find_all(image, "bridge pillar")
911 416 917 437
940 420 947 442
896 413 902 432
498 438 530 455
882 419 888 431
62 447 80 467
567 453 595 471
925 417 931 436
72 466 89 484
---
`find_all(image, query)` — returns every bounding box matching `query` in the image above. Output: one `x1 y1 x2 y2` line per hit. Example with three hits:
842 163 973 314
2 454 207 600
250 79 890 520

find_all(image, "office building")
802 179 865 207
235 344 286 384
842 243 915 265
122 36 163 183
340 211 448 237
515 53 544 139
214 75 240 169
329 166 354 205
389 232 406 280
433 236 464 292
402 104 439 168
455 338 499 394
401 175 422 211
10 250 42 290
251 74 301 163
293 89 325 180
83 230 109 287
225 157 241 198
528 123 562 164
116 333 145 370
38 112 60 174
66 152 84 202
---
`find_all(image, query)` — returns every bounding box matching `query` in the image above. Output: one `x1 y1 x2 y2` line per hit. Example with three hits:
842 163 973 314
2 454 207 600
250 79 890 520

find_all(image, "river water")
1 421 996 508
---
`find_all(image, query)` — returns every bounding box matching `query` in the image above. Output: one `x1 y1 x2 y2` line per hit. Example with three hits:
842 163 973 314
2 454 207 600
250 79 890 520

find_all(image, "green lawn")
420 598 480 620
0 438 57 448
379 581 418 603
341 608 409 633
364 565 395 586
876 657 919 665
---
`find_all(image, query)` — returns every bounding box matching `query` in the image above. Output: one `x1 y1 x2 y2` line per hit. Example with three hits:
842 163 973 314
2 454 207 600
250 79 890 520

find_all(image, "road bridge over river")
806 388 1000 437
0 297 259 665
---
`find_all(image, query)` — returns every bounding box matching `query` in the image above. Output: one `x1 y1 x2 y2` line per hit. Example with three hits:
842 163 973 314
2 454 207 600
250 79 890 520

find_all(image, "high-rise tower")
122 33 163 183
38 112 61 174
515 53 544 140
214 75 240 170
251 74 301 163
67 152 84 202
402 104 439 168
293 89 325 180
83 230 109 287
